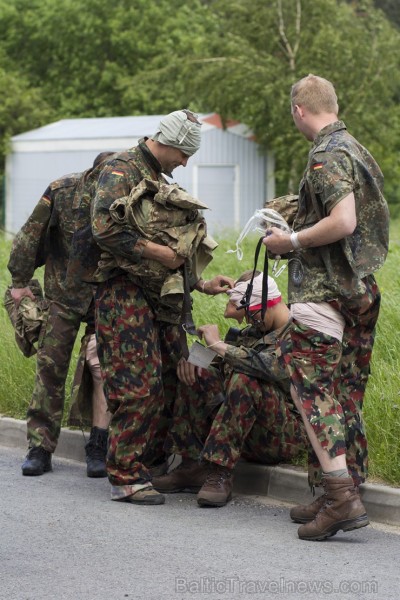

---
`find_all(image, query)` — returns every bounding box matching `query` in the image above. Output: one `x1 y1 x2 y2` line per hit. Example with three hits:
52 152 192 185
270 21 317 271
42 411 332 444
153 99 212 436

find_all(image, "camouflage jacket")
102 178 215 294
90 140 211 323
7 172 95 315
223 322 290 394
289 121 390 303
91 140 169 281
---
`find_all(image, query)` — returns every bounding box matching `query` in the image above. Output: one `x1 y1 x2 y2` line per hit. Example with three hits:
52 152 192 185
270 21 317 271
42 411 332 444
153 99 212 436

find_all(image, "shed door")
196 165 238 234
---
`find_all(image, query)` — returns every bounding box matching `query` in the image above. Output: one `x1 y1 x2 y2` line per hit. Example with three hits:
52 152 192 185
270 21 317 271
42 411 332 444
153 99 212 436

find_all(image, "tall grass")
363 230 400 485
0 236 84 421
0 225 399 485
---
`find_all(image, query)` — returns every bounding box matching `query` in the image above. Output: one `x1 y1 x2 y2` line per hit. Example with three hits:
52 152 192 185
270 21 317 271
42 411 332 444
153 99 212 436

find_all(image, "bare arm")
141 241 185 269
263 192 356 255
198 324 228 357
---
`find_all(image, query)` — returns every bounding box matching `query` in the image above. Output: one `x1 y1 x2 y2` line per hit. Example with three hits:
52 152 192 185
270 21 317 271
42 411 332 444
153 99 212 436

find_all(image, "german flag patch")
312 162 324 170
111 170 124 177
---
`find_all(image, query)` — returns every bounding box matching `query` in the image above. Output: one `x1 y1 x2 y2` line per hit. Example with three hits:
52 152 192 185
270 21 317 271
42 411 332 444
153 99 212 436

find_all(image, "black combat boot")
22 447 52 476
85 427 108 478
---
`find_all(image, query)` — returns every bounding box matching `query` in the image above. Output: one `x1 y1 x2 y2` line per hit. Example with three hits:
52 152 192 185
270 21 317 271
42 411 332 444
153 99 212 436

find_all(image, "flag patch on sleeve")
111 170 124 177
312 162 324 170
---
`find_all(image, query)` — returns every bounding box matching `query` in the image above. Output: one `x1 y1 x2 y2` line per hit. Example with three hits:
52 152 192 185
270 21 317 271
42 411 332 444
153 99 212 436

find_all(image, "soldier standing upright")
263 74 389 540
89 110 233 505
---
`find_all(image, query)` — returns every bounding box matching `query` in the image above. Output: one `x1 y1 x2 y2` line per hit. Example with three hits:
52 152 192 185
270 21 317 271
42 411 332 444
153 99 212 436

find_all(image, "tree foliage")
160 0 400 203
0 0 214 118
373 0 400 28
0 59 51 156
0 0 399 208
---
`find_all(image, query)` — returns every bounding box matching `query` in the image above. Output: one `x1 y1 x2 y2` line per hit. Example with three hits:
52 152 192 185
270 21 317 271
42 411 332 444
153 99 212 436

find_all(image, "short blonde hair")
291 74 339 115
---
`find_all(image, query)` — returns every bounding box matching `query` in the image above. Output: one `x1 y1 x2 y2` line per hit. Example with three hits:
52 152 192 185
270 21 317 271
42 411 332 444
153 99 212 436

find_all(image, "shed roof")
11 113 254 143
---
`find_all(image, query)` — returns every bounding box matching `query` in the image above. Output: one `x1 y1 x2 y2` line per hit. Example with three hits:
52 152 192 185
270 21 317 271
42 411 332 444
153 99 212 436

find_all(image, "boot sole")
124 496 166 505
22 465 52 476
197 493 232 508
87 468 108 478
290 516 313 524
152 486 201 494
298 513 370 541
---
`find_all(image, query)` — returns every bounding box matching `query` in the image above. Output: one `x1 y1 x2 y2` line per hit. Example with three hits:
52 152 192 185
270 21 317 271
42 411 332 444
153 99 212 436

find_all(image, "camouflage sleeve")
223 343 287 382
308 150 354 215
91 159 144 262
7 187 53 287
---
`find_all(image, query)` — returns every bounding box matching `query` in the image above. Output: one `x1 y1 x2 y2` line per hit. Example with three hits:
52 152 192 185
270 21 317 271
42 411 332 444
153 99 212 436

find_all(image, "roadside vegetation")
1 221 399 485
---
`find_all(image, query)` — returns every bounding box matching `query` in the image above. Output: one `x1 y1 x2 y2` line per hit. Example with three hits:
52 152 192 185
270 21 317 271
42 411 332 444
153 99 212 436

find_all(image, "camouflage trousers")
94 276 182 495
27 301 85 451
281 275 380 486
165 366 307 470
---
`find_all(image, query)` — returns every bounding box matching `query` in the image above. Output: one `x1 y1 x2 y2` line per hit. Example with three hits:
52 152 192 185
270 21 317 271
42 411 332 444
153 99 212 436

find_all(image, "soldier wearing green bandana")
90 110 234 506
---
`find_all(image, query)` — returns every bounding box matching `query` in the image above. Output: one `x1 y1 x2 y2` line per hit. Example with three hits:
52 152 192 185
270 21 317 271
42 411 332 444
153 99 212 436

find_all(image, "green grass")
0 237 84 422
1 225 399 485
362 229 400 485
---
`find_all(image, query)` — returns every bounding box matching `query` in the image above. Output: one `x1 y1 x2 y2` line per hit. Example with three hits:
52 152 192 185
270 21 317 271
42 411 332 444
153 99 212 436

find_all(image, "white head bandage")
153 110 202 157
227 273 281 310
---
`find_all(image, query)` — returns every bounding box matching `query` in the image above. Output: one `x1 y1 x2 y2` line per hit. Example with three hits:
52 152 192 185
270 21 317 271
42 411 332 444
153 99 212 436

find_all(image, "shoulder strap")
240 236 269 321
177 262 197 359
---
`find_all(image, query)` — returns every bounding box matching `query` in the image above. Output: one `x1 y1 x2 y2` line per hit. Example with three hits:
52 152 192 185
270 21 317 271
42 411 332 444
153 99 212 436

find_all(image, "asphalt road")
1 445 398 600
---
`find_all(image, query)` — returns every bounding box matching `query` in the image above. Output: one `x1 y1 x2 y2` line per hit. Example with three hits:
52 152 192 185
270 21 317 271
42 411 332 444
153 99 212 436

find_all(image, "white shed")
5 113 275 235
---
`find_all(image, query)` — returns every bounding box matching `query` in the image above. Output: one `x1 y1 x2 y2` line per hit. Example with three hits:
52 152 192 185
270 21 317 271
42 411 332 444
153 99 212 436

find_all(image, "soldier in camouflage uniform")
153 271 307 507
89 110 233 505
7 154 113 478
263 74 389 541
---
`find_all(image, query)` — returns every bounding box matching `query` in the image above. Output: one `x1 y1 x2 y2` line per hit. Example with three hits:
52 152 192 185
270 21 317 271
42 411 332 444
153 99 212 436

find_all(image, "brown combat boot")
197 464 233 507
290 493 327 523
124 486 165 505
152 457 209 493
298 477 369 541
148 460 169 478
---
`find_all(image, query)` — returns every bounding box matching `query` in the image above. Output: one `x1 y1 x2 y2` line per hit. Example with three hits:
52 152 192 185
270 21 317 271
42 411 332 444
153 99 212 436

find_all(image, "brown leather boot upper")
197 464 233 507
290 493 327 523
152 457 209 493
298 477 369 541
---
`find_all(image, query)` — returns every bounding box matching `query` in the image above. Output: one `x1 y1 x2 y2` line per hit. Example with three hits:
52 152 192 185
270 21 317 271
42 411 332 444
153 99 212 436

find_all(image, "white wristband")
206 340 224 349
290 231 302 251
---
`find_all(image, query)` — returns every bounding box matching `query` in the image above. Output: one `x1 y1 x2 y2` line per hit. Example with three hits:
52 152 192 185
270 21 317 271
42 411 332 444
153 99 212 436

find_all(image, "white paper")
187 341 217 368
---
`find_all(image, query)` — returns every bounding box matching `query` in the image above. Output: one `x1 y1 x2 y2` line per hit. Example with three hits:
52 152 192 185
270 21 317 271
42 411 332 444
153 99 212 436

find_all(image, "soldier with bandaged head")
89 109 234 506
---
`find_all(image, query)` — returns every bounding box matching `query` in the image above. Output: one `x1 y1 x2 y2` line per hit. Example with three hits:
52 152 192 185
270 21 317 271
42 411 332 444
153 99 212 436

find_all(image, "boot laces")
205 467 230 486
28 446 50 459
86 430 107 460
